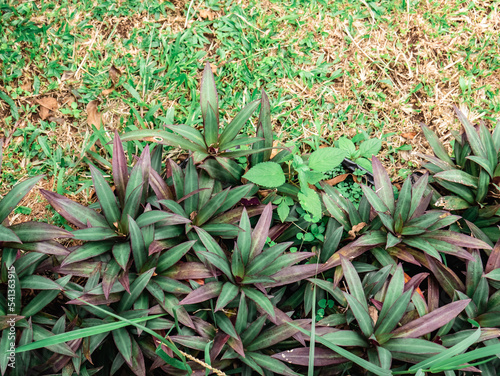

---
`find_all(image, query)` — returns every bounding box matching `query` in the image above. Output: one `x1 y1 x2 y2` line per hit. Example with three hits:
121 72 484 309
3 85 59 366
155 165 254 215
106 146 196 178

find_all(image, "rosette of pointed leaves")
175 204 317 367
309 257 472 372
37 135 207 375
0 175 73 255
421 105 500 242
119 62 275 184
350 157 491 265
148 155 262 241
167 298 311 376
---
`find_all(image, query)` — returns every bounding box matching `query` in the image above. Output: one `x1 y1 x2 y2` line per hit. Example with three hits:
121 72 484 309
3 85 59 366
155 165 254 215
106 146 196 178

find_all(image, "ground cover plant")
2 0 500 375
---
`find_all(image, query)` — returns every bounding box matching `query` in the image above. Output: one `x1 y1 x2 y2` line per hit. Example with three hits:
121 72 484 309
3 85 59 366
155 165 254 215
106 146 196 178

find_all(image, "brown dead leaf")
402 132 417 139
61 71 75 81
101 87 115 96
38 106 50 120
35 97 58 120
86 100 102 130
20 81 32 92
109 65 121 85
199 9 215 21
324 174 349 186
61 95 76 106
368 306 378 324
258 189 271 198
210 63 217 74
270 140 280 159
36 97 58 111
347 222 366 240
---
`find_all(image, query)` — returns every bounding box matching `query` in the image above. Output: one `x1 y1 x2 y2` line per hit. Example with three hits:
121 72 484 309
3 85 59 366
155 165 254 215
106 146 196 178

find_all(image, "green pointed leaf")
215 283 239 311
219 99 260 148
61 242 113 266
89 164 121 227
112 328 132 363
391 299 471 338
0 224 21 243
237 208 252 264
246 242 292 276
113 242 131 270
372 157 395 213
344 292 373 338
167 125 206 149
0 176 44 223
340 256 368 312
128 216 146 271
117 268 155 312
20 275 62 290
8 222 73 242
454 105 486 159
434 169 479 188
420 124 455 166
242 287 275 319
157 241 196 273
16 314 164 353
375 289 413 340
249 352 302 376
72 226 118 241
194 188 230 226
120 129 206 153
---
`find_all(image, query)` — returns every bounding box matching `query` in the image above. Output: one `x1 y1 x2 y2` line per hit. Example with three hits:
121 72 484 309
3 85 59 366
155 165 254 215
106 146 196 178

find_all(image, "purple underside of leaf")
50 338 83 372
271 347 348 366
52 262 103 277
9 222 73 241
320 245 373 272
486 239 500 273
424 231 492 249
149 169 174 201
66 293 121 305
248 203 273 261
40 189 107 229
161 262 216 279
208 205 269 225
372 156 395 212
4 241 70 255
179 281 223 305
263 264 322 287
425 254 465 296
391 299 471 338
404 273 429 293
113 131 129 205
262 307 309 346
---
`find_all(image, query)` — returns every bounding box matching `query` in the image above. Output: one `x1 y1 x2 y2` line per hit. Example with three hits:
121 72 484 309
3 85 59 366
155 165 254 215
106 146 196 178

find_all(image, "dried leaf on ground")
368 306 378 324
402 132 417 139
61 71 75 81
109 65 121 85
199 9 215 20
101 88 115 96
35 97 59 120
324 174 349 186
20 81 32 92
36 97 59 111
86 100 102 129
347 222 366 240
